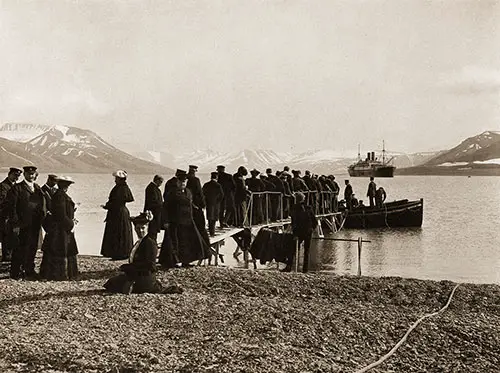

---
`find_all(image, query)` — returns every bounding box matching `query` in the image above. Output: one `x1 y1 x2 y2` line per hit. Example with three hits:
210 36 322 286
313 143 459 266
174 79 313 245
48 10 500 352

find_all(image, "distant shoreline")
396 165 500 176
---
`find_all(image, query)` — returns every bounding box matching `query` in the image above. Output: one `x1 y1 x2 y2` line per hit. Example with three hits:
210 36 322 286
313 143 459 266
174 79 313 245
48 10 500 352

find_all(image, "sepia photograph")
0 0 499 372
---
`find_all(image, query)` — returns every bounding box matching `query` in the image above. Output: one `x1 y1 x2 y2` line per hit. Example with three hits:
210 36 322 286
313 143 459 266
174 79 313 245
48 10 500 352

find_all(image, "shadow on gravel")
76 268 118 281
0 289 108 309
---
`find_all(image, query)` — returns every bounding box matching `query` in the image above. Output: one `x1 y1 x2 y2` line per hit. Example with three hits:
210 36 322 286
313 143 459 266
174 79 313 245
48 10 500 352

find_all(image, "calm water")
43 173 500 284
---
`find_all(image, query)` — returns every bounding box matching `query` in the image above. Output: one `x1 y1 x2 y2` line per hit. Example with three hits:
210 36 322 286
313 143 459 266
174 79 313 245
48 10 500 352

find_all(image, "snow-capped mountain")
0 123 52 142
0 124 172 174
424 131 500 166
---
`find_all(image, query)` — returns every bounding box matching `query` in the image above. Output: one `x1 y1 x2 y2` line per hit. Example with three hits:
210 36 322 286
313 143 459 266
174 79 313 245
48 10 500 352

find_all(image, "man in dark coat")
367 177 377 208
260 174 276 222
233 166 249 227
278 171 293 219
303 170 319 213
246 169 265 224
266 168 284 221
328 175 340 212
144 175 164 241
216 165 235 228
41 174 58 210
291 170 309 193
344 180 354 210
202 172 224 236
0 167 22 262
375 187 387 208
162 170 208 267
187 165 210 248
4 166 47 279
284 192 318 273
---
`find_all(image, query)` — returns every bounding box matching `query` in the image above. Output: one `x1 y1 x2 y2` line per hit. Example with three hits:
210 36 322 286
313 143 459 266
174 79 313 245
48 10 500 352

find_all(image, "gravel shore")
0 256 499 373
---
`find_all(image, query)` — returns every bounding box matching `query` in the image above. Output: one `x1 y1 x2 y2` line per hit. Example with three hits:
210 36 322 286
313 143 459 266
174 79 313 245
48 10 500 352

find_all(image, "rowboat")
341 198 423 229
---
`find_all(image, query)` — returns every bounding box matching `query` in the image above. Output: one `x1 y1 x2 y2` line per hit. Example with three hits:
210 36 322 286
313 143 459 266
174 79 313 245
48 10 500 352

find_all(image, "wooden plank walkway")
208 212 343 245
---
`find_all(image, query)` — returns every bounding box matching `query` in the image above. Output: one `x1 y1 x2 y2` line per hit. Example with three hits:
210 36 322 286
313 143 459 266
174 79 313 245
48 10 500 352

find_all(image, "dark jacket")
202 180 224 221
344 184 353 200
367 181 377 197
5 181 46 229
291 203 318 238
41 184 57 211
144 182 163 234
267 174 284 193
187 174 206 209
165 188 194 225
292 177 309 192
233 173 248 203
49 189 78 256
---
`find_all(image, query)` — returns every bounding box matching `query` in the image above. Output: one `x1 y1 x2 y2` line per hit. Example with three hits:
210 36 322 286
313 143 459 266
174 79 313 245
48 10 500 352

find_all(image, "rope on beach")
352 283 461 373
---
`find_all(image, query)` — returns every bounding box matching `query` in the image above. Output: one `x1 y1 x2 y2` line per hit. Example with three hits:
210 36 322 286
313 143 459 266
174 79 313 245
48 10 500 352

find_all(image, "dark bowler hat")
9 167 22 174
305 170 311 176
250 169 260 176
23 165 37 173
216 165 225 170
266 168 272 174
48 174 58 180
188 165 198 170
210 172 218 179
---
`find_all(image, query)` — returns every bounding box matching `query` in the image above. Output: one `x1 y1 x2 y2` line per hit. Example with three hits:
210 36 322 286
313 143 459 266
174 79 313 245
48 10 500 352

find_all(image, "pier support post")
357 237 362 276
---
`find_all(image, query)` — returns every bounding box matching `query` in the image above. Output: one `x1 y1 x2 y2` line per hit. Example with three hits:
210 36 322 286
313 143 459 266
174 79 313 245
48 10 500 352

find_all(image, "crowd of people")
0 164 388 293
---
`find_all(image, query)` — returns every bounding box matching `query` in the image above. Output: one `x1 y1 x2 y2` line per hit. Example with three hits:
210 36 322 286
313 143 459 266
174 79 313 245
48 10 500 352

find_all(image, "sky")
0 0 499 156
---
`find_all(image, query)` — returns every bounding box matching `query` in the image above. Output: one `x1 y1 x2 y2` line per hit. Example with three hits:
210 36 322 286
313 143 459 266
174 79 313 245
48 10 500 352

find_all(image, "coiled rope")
353 283 461 373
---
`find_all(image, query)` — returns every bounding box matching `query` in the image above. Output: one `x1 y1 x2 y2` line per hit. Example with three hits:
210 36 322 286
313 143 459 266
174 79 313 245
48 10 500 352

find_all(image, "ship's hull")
348 165 395 178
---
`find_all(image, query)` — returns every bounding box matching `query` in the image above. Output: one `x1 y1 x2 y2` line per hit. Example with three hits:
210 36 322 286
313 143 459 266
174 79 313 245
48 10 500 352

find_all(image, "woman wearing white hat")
40 176 79 280
100 170 134 260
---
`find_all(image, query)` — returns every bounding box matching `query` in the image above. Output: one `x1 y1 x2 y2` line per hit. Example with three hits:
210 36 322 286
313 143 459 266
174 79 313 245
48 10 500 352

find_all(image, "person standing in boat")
144 175 164 242
375 187 387 208
40 176 79 280
344 179 354 210
203 172 224 237
0 167 22 262
100 170 134 260
367 177 377 208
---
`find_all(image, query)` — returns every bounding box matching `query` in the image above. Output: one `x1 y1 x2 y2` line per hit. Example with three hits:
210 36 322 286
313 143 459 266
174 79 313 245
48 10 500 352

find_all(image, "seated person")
103 211 183 295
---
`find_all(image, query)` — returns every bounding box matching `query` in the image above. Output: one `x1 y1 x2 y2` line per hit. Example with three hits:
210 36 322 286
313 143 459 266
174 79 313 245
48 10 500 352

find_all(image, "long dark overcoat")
144 182 163 236
202 180 224 221
101 182 134 260
40 189 78 280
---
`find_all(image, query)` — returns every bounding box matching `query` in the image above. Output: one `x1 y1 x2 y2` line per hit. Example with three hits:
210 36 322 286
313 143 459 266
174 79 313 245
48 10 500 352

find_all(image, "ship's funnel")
367 152 371 160
371 151 375 161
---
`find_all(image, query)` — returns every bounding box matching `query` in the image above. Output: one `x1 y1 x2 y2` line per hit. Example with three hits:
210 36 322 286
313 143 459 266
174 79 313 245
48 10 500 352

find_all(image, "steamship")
347 142 396 178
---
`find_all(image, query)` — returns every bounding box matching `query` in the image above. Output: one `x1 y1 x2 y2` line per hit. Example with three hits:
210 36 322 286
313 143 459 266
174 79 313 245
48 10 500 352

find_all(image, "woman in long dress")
103 211 183 294
100 170 134 260
39 176 79 280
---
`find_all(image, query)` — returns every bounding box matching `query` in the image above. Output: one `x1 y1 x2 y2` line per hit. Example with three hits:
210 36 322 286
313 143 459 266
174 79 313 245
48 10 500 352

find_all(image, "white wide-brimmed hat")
112 170 128 178
56 176 75 184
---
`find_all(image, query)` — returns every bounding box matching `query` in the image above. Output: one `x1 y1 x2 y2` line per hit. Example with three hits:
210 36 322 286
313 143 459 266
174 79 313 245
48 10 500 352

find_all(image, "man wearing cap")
187 165 210 247
144 175 164 242
202 172 224 237
266 168 284 221
366 176 377 208
41 174 58 207
328 175 340 212
4 166 47 279
291 170 309 193
246 169 265 224
344 180 354 210
233 166 249 227
0 167 22 262
216 165 235 228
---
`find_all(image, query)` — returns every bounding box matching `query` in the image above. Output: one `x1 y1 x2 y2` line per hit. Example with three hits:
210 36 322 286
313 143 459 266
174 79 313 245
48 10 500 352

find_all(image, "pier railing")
242 190 340 228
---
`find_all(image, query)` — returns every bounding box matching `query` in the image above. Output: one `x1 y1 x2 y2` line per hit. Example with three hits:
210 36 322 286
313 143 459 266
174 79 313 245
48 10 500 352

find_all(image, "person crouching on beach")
103 211 183 294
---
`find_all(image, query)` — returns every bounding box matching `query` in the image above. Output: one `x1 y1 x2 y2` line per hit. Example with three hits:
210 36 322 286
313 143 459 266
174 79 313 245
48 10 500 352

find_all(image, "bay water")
42 173 500 284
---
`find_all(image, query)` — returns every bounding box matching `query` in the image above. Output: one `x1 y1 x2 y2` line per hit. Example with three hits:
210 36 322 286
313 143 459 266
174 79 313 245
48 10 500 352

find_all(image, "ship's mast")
382 140 386 164
357 144 360 161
